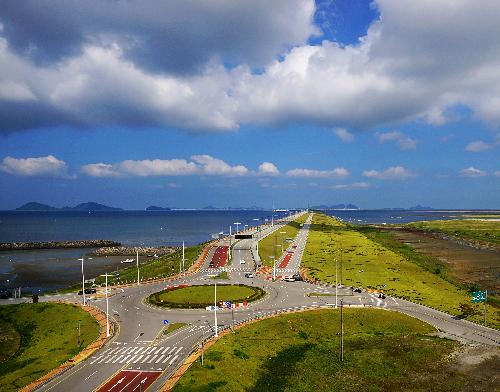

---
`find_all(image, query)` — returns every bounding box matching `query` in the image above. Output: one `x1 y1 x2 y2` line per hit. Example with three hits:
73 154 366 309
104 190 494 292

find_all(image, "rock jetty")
90 246 178 257
0 240 122 251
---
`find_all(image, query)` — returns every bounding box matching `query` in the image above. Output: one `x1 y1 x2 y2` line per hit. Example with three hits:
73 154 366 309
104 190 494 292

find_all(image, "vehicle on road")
354 288 362 293
282 276 295 282
244 273 254 278
240 260 246 264
78 288 97 295
292 274 302 281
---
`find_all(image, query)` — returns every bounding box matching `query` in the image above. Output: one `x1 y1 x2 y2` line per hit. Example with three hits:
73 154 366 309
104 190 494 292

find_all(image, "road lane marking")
169 354 179 365
155 355 165 363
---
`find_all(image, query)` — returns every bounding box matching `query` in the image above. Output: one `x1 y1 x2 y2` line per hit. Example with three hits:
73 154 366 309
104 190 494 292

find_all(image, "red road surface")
209 246 228 268
278 252 293 268
97 370 162 392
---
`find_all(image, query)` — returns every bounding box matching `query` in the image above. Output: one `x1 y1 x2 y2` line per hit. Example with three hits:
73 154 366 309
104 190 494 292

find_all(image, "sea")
0 209 496 293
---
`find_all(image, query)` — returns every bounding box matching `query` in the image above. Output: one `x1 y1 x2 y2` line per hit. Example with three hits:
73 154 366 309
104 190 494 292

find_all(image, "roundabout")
148 284 266 309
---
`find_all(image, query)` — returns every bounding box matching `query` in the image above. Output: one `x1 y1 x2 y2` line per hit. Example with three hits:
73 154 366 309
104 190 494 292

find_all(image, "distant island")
146 206 171 211
15 202 123 211
310 204 359 210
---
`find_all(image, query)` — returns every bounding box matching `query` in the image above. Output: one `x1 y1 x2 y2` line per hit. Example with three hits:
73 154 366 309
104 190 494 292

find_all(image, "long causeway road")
2 212 499 391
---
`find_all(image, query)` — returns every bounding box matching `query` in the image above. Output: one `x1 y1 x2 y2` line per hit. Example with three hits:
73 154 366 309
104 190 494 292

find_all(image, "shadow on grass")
248 343 315 392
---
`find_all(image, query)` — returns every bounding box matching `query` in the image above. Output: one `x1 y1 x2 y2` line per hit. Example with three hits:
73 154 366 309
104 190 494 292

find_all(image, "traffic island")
148 284 265 309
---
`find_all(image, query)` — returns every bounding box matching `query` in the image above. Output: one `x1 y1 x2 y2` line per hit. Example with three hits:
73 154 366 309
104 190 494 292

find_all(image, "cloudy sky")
0 0 499 209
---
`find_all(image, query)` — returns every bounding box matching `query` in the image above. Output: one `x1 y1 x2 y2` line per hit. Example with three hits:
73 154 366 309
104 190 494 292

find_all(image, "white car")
240 259 246 264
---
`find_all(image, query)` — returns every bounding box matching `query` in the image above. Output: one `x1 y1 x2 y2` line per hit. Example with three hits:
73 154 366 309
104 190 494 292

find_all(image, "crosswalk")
89 345 183 366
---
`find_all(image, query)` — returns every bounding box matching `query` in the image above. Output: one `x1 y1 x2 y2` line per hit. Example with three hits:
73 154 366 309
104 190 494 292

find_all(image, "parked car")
244 273 254 278
240 259 246 264
78 288 97 295
354 288 362 293
282 276 295 282
292 274 302 281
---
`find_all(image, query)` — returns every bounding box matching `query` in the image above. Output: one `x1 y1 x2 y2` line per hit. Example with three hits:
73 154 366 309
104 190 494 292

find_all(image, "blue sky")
0 0 499 209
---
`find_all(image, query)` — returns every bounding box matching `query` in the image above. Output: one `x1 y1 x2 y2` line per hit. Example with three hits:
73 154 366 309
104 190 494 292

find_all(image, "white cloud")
363 166 416 180
459 167 487 177
2 1 500 132
331 182 370 190
286 167 348 178
258 162 280 176
333 128 354 142
119 159 198 176
0 155 69 177
80 163 120 178
465 134 500 152
376 131 418 150
191 155 248 176
81 155 248 178
465 141 492 152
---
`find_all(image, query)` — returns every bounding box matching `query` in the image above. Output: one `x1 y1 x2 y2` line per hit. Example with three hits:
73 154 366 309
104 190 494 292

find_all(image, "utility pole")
340 299 344 362
229 226 232 261
77 320 81 346
231 305 235 332
214 282 218 337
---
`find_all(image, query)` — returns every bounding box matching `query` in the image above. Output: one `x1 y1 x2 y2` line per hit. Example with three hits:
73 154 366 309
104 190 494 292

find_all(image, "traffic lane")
96 369 162 392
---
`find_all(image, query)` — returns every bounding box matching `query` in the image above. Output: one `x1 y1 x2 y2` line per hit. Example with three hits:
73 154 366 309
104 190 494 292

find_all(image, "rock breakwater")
90 246 178 257
0 240 121 251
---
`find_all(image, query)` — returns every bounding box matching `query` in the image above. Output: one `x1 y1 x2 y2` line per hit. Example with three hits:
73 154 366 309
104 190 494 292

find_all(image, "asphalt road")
2 211 499 391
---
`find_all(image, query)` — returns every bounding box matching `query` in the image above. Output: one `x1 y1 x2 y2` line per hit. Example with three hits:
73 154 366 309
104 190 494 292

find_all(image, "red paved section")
97 370 162 392
209 246 228 268
278 252 293 268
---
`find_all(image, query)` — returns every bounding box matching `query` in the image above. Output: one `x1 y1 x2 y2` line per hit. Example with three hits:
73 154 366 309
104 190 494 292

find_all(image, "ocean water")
0 209 496 293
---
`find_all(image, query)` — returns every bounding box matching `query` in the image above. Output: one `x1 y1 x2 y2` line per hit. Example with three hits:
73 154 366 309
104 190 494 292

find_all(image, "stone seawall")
0 239 121 251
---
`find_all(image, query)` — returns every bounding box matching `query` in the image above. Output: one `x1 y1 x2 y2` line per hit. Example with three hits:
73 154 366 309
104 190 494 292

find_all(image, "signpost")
472 290 488 325
163 320 169 325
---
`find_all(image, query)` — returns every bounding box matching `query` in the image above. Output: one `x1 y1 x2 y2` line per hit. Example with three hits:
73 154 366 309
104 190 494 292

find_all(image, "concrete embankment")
0 239 121 251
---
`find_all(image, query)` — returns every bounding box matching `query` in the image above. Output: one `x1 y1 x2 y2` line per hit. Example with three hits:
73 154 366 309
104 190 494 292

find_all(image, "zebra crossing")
88 345 183 366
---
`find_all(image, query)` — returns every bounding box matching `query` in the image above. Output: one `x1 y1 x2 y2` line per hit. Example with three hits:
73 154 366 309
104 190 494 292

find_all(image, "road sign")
225 301 232 309
163 320 169 325
472 291 487 303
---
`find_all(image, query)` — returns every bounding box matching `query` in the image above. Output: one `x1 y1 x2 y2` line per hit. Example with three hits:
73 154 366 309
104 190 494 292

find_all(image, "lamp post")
270 256 276 281
214 282 218 337
136 249 140 286
229 225 232 261
78 257 92 306
234 222 241 234
101 273 113 337
279 231 286 254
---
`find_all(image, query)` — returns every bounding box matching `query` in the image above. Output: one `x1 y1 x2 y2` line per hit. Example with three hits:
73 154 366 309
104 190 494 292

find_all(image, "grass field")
258 214 308 267
173 308 498 392
209 271 229 280
164 323 186 335
0 303 99 391
301 214 500 328
407 219 500 248
148 284 265 309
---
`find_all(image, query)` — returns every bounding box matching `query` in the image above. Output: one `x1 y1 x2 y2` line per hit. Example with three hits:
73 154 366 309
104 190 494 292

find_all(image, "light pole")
214 282 218 337
101 273 113 337
270 256 276 281
234 222 241 234
279 231 286 254
182 241 185 273
78 257 92 306
335 256 338 309
340 299 344 362
228 225 232 261
136 249 140 286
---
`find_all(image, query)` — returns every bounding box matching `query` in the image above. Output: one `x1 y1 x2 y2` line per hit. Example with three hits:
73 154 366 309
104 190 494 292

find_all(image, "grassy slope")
258 214 308 267
0 303 99 392
149 285 265 308
301 214 500 327
173 308 493 392
407 219 500 248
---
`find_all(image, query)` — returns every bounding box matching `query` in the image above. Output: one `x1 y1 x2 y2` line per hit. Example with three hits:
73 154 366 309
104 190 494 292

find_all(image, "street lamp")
78 256 92 306
214 282 218 337
100 273 113 337
233 222 241 234
270 256 276 281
